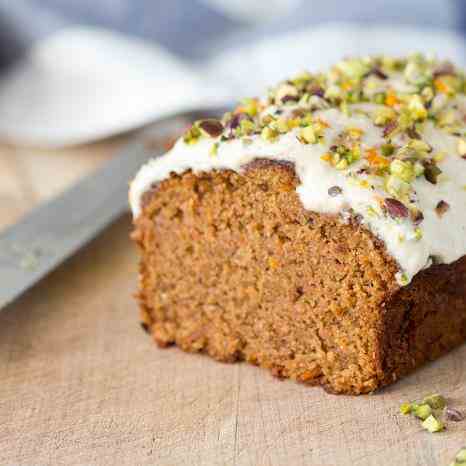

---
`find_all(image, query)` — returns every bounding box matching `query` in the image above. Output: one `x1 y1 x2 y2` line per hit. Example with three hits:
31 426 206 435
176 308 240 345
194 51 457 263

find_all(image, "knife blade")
0 106 228 310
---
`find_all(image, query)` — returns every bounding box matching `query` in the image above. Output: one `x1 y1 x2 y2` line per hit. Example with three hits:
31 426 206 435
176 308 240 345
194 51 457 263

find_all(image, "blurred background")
0 0 463 147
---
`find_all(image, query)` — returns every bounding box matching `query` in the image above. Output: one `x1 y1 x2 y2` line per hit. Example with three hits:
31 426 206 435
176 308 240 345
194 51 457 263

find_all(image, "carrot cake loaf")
130 55 466 394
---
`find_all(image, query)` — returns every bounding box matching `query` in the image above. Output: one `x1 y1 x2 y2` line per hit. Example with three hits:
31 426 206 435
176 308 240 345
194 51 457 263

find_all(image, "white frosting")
130 103 466 286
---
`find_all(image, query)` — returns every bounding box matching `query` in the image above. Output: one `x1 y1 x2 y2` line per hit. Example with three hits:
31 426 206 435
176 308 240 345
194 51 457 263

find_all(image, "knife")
0 106 228 310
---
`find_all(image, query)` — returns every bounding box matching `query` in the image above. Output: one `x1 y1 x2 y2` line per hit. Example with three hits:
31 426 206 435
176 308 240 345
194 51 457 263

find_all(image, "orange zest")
366 148 390 168
433 78 449 94
385 91 399 107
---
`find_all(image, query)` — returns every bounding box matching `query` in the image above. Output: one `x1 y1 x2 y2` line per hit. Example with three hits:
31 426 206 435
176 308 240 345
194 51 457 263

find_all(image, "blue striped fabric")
0 0 464 67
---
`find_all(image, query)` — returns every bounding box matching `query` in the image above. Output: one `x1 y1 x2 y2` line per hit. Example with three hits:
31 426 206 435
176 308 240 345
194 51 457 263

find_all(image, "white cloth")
0 23 464 147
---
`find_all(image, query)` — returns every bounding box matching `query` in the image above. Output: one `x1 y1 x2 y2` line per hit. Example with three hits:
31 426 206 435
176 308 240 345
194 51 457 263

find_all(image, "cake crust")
132 161 466 394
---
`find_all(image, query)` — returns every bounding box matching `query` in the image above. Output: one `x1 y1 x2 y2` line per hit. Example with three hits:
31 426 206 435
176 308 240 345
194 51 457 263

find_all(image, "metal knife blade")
0 106 228 310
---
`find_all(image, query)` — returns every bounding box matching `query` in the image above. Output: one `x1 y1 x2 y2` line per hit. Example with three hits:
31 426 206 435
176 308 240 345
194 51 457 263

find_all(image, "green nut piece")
381 143 395 157
336 58 370 80
455 447 466 463
324 85 344 101
274 83 298 104
239 119 255 136
421 414 444 433
390 159 415 182
290 70 313 88
183 124 202 144
273 118 291 134
407 95 428 121
385 175 411 198
414 403 432 420
413 228 423 241
397 273 410 286
408 139 431 156
414 161 425 177
400 403 412 415
403 59 431 87
335 159 349 170
261 127 279 142
374 107 396 126
240 98 259 117
458 138 466 157
423 393 447 409
209 142 219 156
373 92 386 105
300 126 319 144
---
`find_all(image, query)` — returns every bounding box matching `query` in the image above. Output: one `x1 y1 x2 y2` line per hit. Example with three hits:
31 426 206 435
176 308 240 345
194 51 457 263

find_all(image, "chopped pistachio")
339 100 351 116
390 159 415 182
385 175 411 198
453 447 466 464
209 142 219 156
240 97 259 117
373 92 386 105
397 272 410 286
404 61 431 86
238 119 255 136
433 151 447 162
400 400 412 415
346 127 364 140
261 126 278 142
274 83 298 104
414 161 425 177
397 109 415 132
300 126 319 144
242 137 253 147
458 138 466 157
411 209 424 225
385 197 409 218
435 200 450 217
287 118 300 130
335 159 349 170
381 143 395 157
364 206 378 218
414 403 432 420
413 227 423 241
198 119 224 138
407 95 428 121
328 185 343 197
445 407 464 422
424 162 442 184
290 70 313 88
324 84 344 101
421 414 444 433
374 107 396 126
183 124 201 144
272 118 291 134
336 58 370 80
421 86 434 102
423 394 447 409
408 139 431 156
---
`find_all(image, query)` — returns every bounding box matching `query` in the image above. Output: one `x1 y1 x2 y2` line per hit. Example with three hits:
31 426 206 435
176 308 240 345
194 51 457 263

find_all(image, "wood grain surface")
0 139 465 466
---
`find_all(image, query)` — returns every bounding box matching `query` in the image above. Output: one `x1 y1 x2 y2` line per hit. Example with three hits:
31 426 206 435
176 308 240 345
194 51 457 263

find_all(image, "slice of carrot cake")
130 55 466 394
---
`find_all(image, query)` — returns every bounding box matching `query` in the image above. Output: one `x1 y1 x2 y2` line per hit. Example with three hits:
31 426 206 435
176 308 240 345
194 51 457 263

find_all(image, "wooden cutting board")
1 139 465 466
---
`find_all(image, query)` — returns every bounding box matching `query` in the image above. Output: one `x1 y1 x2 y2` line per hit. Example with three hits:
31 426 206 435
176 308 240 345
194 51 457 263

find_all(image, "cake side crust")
379 255 466 388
